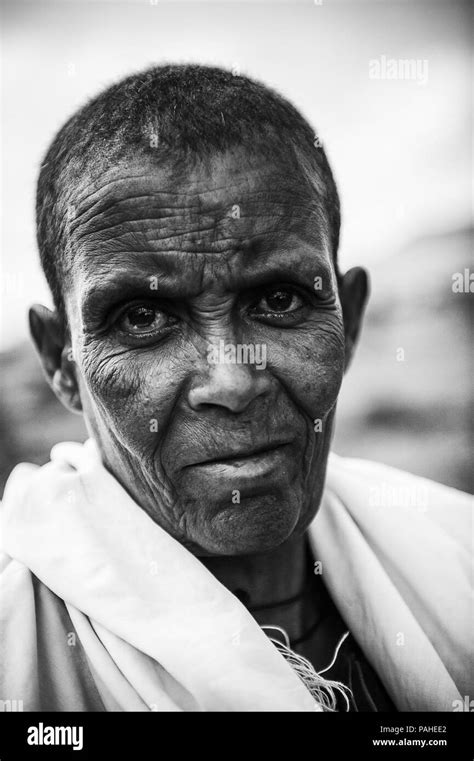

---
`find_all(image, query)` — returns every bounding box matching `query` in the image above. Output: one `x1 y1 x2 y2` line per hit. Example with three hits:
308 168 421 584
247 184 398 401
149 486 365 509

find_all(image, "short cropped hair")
36 64 341 315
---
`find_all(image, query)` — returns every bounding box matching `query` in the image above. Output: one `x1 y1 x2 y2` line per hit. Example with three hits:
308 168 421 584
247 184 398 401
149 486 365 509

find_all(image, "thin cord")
261 624 291 648
291 614 325 646
248 586 310 613
318 630 350 674
261 625 352 712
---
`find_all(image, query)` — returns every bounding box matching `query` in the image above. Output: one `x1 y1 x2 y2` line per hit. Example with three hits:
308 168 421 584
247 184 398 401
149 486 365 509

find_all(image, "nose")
187 355 269 414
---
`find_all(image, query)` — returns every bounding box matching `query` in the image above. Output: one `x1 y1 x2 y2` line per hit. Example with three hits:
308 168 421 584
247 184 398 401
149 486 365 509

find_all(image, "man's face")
62 149 348 556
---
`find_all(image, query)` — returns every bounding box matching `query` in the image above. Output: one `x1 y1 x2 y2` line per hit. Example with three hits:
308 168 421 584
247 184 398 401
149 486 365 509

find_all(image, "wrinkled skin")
30 148 368 559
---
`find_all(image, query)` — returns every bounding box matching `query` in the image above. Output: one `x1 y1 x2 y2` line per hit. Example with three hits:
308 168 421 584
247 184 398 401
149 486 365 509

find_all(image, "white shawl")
1 440 471 711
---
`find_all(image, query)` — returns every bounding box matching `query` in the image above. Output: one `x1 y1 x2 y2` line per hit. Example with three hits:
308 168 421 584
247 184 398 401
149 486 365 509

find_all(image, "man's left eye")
116 304 169 335
256 288 304 315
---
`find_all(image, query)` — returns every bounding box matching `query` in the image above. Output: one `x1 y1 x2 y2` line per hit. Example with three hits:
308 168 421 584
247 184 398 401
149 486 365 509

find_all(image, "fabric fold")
1 440 472 712
1 440 318 712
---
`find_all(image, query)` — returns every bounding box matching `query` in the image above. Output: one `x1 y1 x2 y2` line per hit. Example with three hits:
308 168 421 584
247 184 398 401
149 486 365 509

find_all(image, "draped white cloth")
0 439 472 711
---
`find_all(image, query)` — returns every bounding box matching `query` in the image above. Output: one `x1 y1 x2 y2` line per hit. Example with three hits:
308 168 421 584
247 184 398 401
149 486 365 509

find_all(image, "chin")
190 492 303 557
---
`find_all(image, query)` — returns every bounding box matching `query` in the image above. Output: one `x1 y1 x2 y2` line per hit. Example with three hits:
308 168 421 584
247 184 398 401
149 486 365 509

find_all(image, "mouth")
183 441 294 483
188 441 292 468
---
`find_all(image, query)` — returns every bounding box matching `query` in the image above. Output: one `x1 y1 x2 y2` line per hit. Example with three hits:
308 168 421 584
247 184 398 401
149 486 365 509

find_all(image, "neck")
200 531 315 640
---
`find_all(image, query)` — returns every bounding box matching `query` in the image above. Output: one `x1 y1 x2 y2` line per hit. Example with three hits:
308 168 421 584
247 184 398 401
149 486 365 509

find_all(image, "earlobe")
51 366 83 413
29 304 64 382
339 267 370 370
29 304 83 414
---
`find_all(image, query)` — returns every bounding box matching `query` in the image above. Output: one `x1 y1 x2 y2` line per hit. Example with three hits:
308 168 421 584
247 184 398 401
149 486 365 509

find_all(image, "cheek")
263 324 346 420
77 342 187 455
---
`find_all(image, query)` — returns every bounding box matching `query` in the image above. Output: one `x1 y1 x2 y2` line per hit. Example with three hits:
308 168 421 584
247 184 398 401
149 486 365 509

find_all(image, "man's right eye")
116 303 172 337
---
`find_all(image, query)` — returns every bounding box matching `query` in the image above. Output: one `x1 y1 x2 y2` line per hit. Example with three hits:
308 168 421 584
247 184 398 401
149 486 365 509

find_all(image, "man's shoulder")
327 451 472 507
0 551 57 617
326 451 472 549
328 451 471 498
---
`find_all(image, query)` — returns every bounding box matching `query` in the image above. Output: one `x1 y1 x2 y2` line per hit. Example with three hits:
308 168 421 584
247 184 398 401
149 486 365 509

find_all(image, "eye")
251 286 307 320
258 288 304 314
116 303 171 337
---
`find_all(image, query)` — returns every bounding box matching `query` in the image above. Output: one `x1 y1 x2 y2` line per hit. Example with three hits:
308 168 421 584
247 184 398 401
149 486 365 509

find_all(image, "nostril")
187 362 266 413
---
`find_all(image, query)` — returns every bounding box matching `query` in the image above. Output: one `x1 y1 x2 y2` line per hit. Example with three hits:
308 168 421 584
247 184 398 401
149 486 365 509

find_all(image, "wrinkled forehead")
64 150 334 300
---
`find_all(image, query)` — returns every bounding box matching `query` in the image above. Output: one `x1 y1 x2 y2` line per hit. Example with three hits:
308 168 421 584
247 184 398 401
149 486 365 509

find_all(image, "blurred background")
0 0 472 495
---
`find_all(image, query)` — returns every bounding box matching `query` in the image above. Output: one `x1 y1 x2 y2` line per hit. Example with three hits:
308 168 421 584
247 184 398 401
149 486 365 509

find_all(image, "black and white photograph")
0 0 472 754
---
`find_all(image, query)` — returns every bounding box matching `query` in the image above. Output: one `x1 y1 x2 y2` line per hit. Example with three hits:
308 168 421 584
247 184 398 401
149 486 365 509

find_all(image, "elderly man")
0 65 471 712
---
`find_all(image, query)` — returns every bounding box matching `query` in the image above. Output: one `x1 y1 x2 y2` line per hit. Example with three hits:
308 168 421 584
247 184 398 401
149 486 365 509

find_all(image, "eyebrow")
79 242 335 318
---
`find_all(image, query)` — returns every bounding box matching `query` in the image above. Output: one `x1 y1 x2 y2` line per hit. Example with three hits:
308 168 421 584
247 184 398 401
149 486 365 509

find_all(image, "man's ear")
29 304 83 414
338 266 370 371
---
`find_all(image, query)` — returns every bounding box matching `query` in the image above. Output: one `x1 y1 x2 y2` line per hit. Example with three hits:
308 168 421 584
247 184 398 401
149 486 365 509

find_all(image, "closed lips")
187 441 292 467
